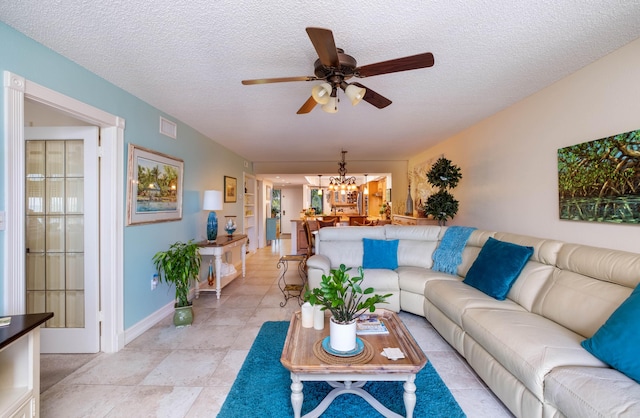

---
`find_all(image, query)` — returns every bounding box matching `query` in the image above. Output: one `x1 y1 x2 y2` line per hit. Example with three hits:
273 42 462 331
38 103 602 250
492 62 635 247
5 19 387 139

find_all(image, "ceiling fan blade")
356 52 434 78
296 96 317 114
306 27 339 68
352 82 392 109
242 76 316 85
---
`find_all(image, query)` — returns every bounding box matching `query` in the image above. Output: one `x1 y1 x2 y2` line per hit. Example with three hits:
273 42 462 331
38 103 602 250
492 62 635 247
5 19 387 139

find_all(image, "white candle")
301 302 313 328
313 305 325 330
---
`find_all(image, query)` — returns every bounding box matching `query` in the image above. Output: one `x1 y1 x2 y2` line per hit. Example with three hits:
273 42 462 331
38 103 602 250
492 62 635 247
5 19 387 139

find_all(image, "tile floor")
40 239 513 418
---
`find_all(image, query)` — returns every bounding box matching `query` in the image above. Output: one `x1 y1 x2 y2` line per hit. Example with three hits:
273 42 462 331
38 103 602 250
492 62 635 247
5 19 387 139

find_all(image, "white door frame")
3 71 125 353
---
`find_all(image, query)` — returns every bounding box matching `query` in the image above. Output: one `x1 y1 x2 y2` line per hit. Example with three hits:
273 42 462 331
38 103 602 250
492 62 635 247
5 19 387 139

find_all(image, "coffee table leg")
290 373 303 418
403 374 417 418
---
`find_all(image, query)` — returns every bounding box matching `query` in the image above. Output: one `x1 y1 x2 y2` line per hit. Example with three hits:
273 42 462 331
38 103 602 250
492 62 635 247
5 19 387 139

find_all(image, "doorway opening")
4 71 125 353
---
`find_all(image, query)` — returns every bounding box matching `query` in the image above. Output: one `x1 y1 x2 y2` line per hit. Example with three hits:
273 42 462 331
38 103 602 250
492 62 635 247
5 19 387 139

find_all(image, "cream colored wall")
409 37 640 253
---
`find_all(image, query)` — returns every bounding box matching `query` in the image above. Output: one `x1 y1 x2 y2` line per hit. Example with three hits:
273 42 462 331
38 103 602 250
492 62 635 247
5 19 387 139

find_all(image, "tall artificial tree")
423 157 462 225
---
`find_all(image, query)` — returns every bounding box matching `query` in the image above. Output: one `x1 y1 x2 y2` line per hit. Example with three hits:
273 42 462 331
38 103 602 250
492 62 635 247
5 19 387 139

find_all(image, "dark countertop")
0 312 53 350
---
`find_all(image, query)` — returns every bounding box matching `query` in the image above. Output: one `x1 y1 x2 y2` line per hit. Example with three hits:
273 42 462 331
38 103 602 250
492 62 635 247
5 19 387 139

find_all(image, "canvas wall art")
558 128 640 224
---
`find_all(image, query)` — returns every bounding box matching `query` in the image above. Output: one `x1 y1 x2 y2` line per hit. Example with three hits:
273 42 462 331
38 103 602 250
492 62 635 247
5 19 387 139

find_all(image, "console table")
0 312 53 418
391 215 438 226
196 235 247 299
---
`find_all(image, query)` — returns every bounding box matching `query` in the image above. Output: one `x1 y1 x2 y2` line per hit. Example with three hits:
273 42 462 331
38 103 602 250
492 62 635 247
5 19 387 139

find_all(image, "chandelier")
328 150 357 193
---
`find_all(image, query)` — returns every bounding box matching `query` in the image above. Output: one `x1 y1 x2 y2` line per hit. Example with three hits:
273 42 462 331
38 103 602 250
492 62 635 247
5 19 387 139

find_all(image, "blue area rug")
218 321 465 417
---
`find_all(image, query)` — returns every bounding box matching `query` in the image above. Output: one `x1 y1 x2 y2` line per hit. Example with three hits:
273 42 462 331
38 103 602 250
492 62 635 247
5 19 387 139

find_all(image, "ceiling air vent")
159 116 177 139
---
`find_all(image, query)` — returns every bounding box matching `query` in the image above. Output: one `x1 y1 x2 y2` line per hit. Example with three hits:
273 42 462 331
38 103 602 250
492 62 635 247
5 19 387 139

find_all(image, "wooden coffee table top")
281 309 427 375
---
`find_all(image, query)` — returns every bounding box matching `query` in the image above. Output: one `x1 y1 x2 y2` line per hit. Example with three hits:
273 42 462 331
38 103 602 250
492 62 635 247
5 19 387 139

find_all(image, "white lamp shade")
311 83 332 105
203 190 223 211
321 96 338 113
345 84 366 105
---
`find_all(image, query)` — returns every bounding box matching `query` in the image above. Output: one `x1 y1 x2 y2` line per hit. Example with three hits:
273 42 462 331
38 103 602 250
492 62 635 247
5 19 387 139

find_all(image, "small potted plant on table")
152 240 202 327
305 264 391 352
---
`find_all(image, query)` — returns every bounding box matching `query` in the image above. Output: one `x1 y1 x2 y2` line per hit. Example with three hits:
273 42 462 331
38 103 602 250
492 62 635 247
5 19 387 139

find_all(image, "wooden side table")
277 254 308 307
196 235 247 299
281 309 427 418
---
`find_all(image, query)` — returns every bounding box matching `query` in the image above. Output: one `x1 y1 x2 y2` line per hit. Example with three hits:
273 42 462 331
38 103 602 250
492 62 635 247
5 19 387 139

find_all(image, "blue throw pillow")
362 238 399 269
581 284 640 383
463 237 533 300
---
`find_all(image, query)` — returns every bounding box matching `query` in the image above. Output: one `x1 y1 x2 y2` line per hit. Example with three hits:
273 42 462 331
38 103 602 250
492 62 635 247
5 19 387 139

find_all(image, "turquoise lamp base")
207 211 218 241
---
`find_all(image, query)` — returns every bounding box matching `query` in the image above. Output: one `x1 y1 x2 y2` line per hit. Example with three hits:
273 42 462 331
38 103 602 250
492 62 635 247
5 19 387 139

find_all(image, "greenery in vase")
152 240 202 307
424 157 462 224
305 264 391 324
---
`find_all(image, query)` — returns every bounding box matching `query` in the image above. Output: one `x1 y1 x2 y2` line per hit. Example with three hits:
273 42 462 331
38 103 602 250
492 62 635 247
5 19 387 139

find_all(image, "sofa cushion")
317 226 386 269
361 268 400 312
463 237 533 300
533 269 634 339
462 308 606 400
397 266 458 295
581 284 640 383
545 366 640 418
384 225 442 269
362 238 398 269
425 279 525 327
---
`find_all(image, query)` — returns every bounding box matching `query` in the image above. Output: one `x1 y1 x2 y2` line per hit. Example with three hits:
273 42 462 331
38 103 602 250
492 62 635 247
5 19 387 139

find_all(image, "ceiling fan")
241 27 435 114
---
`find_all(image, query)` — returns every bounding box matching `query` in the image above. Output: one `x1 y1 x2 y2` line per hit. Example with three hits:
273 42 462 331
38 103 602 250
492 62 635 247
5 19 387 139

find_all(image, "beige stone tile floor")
41 239 513 418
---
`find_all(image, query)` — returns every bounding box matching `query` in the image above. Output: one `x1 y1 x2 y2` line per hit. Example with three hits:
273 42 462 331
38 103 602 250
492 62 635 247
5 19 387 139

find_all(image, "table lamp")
203 190 223 242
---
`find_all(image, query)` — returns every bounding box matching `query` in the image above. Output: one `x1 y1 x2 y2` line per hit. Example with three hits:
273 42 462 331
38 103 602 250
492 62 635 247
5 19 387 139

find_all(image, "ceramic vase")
173 305 193 327
313 305 325 330
301 302 314 328
329 317 357 352
405 185 413 215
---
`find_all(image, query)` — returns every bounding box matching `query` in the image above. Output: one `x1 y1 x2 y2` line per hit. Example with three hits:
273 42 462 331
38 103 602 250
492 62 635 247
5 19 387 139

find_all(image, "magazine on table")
356 313 389 335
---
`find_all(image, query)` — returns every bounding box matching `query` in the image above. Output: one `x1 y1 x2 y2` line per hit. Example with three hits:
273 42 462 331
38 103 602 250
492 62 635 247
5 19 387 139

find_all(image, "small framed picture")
224 176 237 203
127 144 184 225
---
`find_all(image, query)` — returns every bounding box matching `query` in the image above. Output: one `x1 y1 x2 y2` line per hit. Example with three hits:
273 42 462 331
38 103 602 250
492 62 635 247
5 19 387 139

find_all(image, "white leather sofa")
306 225 640 418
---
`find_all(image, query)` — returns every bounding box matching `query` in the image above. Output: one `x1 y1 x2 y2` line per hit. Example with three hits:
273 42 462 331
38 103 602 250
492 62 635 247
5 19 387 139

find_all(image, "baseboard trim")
123 300 174 346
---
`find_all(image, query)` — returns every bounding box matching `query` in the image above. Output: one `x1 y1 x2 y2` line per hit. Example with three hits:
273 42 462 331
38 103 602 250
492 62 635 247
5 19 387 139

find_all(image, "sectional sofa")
306 225 640 418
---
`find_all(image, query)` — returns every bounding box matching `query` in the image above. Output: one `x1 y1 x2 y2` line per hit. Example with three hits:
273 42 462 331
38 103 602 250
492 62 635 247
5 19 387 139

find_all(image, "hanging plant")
426 157 462 189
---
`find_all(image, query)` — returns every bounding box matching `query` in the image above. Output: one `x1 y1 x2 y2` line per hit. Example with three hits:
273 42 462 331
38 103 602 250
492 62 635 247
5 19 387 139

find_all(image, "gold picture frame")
224 175 237 203
126 144 184 225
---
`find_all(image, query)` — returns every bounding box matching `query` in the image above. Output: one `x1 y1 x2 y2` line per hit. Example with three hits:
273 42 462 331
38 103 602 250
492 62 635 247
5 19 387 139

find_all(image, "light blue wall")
0 22 249 327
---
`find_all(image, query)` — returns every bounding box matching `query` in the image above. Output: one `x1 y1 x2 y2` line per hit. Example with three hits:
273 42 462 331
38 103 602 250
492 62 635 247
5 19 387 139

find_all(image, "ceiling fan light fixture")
321 96 338 113
311 82 332 105
344 84 366 106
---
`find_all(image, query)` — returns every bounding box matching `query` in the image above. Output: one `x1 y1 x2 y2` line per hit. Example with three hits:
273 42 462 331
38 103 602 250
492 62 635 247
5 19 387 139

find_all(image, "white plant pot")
329 317 357 352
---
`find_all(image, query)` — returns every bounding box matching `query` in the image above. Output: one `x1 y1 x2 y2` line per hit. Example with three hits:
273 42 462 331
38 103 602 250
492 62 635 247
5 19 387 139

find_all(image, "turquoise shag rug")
218 321 465 417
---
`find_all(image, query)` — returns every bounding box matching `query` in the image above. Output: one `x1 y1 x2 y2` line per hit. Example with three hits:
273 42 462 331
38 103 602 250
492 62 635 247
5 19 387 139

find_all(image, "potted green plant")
152 240 202 327
305 264 391 351
424 157 462 225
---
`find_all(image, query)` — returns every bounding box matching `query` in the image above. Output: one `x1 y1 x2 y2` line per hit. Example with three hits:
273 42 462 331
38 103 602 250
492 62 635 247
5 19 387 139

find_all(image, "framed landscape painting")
224 176 237 203
558 128 640 224
127 144 184 225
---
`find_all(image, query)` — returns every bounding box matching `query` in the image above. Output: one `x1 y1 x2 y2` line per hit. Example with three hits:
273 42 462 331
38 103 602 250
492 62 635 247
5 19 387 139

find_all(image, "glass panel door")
25 127 99 353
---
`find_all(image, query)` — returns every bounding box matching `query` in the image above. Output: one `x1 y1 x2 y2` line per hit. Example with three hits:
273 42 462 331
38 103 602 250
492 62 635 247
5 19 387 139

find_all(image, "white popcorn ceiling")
1 0 639 165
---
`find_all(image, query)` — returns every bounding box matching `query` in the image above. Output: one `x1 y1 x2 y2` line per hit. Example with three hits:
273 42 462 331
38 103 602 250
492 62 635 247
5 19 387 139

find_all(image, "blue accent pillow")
362 238 399 269
463 237 533 300
581 284 640 383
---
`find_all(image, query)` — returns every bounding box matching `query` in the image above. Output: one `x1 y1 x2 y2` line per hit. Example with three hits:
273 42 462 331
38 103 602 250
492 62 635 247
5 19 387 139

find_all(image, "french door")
24 126 100 353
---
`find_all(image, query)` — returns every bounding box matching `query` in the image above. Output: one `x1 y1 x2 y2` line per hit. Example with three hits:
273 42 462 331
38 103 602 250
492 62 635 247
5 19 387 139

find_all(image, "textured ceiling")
2 1 640 170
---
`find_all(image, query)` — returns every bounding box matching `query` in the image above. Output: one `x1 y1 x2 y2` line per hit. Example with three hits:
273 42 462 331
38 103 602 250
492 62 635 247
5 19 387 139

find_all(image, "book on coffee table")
356 314 389 335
